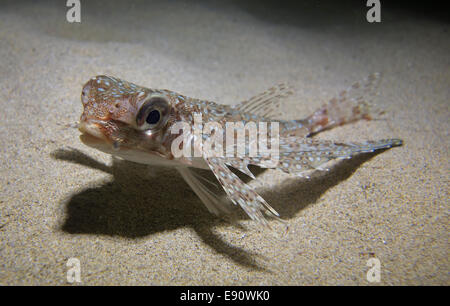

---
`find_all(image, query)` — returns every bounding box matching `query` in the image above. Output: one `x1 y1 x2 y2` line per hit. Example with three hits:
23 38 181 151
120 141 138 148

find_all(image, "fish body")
78 74 402 226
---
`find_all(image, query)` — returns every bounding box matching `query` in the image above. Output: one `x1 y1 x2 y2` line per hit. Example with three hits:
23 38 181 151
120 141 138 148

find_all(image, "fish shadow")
52 148 385 271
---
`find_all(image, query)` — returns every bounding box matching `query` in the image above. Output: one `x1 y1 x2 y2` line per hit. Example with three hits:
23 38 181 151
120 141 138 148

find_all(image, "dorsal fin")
235 83 294 119
305 73 383 134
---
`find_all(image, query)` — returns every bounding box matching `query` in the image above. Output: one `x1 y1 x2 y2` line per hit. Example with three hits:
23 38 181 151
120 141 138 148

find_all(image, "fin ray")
235 83 293 119
304 73 384 134
205 158 280 226
177 167 232 216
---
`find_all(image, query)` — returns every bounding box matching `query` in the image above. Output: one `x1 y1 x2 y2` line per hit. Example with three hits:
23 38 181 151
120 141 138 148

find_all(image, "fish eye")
136 95 170 130
146 110 161 125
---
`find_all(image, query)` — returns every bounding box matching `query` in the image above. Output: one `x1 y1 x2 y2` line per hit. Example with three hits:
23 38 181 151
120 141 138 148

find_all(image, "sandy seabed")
0 1 448 285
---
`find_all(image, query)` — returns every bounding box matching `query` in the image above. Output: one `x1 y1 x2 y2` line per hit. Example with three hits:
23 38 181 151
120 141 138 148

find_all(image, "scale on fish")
78 73 402 227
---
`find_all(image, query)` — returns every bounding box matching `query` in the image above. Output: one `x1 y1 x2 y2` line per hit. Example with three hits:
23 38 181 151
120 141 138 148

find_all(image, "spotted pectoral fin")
224 159 256 179
205 157 279 226
235 83 294 119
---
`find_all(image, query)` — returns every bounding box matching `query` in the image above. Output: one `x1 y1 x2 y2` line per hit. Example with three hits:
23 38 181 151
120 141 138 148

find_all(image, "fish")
78 73 402 227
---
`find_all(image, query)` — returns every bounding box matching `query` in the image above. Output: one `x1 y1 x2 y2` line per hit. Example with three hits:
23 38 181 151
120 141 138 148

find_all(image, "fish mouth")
78 119 131 155
79 133 105 146
78 119 175 165
78 120 111 146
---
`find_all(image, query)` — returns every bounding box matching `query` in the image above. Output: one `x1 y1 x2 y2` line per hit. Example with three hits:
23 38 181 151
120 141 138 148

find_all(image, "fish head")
79 75 180 165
